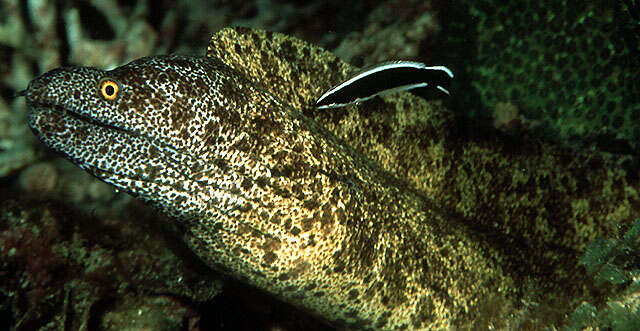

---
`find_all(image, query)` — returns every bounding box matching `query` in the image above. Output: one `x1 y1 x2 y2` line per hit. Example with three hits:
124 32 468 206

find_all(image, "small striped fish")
315 61 453 109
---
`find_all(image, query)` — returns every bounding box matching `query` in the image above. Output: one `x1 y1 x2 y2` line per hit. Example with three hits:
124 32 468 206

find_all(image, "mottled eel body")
25 28 640 329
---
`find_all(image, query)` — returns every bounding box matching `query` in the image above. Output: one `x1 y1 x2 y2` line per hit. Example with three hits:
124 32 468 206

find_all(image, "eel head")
24 55 261 219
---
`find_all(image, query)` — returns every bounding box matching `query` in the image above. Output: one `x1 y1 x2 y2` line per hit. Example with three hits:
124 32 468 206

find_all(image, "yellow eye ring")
99 78 120 100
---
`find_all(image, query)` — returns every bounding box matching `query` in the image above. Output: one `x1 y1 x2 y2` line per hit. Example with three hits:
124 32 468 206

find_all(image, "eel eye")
99 78 120 100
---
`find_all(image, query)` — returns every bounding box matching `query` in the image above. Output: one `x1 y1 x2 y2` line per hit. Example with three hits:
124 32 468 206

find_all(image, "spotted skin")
26 54 515 329
25 28 640 329
209 27 640 256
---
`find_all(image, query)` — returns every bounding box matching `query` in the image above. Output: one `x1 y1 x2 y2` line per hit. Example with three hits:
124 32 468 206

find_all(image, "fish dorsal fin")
207 27 355 110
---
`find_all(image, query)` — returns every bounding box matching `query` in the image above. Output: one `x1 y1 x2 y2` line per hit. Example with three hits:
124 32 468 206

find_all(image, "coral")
580 220 640 286
437 0 640 151
0 200 223 329
566 218 640 330
333 0 441 66
17 162 58 195
99 296 195 330
492 101 540 133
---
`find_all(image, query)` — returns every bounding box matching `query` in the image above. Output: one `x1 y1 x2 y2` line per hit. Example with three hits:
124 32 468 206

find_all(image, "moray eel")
24 27 640 329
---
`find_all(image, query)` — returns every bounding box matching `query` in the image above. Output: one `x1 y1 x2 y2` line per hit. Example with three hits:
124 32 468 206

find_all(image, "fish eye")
99 78 120 100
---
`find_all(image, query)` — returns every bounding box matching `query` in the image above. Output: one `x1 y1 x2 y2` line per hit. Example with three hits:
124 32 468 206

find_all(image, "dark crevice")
430 2 484 122
0 292 14 331
18 0 33 33
28 57 40 79
87 297 116 330
147 1 169 31
54 0 70 66
115 0 137 8
197 280 335 331
0 83 14 103
0 44 15 100
75 0 115 40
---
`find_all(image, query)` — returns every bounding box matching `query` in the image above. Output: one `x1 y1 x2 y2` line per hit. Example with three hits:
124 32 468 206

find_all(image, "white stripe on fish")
316 61 453 109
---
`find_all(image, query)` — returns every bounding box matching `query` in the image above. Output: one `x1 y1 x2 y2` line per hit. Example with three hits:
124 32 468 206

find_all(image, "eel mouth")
26 98 198 187
26 99 145 177
29 100 130 135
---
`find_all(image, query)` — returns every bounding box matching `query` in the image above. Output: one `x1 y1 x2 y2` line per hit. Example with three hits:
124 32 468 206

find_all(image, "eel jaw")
26 101 199 210
23 75 131 136
27 101 149 183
